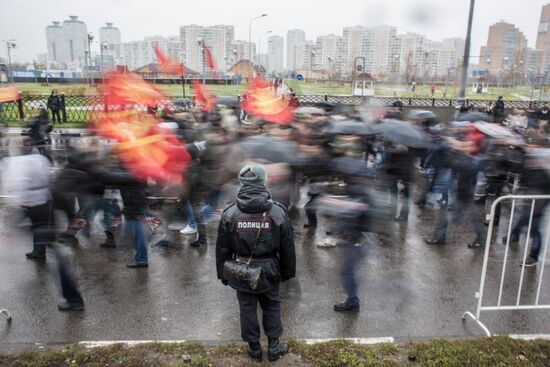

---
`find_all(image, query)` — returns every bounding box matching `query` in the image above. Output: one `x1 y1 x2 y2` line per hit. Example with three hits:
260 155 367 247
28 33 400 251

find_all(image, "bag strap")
246 212 267 265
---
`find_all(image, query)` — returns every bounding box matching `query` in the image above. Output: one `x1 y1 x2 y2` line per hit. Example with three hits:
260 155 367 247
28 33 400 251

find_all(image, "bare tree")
402 51 416 84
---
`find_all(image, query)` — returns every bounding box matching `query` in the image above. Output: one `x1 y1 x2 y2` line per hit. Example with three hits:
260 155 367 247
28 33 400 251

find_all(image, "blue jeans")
127 219 147 264
180 199 197 229
341 242 367 305
512 212 543 261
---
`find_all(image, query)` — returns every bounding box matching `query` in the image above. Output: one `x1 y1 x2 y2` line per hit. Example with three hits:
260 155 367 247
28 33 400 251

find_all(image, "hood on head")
236 183 273 213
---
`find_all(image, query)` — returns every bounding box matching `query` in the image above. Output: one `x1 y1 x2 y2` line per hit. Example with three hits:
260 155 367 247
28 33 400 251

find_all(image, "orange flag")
93 73 190 185
103 72 164 106
241 78 294 124
0 86 20 103
192 80 216 111
153 45 185 75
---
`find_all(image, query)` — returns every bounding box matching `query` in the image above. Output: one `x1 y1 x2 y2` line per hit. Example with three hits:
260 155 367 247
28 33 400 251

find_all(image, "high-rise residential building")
397 32 429 80
535 3 550 74
316 34 343 72
286 29 306 70
62 16 88 68
45 21 64 65
100 22 122 64
45 16 88 68
122 36 180 71
179 24 234 73
442 37 465 62
479 22 528 75
367 25 399 75
231 40 256 64
292 41 319 71
342 26 369 77
267 35 284 74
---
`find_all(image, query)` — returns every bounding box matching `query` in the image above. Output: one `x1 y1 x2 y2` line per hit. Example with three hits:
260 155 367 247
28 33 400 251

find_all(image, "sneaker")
467 240 483 248
58 301 84 312
318 238 337 247
303 222 317 228
179 225 198 235
521 256 538 268
334 301 360 312
247 342 262 361
25 251 46 259
127 263 148 268
267 338 289 361
426 238 446 245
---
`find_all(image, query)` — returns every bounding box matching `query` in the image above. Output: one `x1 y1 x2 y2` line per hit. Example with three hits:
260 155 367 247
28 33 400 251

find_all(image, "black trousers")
236 285 282 343
50 109 61 123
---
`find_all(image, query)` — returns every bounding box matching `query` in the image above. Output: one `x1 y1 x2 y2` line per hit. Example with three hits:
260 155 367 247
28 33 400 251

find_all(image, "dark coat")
47 94 61 110
215 183 296 294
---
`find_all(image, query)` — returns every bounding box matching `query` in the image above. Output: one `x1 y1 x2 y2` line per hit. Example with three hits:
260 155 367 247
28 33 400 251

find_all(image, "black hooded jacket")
215 183 296 294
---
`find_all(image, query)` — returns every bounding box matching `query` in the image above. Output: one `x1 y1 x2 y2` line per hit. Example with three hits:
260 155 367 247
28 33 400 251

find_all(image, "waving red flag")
192 80 217 112
93 73 190 185
153 45 185 75
241 78 295 124
103 72 165 106
0 86 20 103
202 45 216 70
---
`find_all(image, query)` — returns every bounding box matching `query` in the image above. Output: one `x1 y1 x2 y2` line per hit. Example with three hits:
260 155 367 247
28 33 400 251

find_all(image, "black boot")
267 338 288 362
190 224 207 247
101 230 116 248
247 341 262 361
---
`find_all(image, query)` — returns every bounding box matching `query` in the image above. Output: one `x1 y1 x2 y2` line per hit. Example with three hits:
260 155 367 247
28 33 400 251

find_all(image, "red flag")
153 44 185 75
103 72 165 106
93 73 190 185
202 45 216 70
241 78 295 124
0 87 20 103
192 80 217 112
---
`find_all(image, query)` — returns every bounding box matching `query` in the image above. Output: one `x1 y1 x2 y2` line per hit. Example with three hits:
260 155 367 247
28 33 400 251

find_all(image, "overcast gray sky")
0 0 547 63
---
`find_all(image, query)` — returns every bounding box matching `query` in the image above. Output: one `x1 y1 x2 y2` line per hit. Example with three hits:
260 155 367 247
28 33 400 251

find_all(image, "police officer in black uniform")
216 165 296 362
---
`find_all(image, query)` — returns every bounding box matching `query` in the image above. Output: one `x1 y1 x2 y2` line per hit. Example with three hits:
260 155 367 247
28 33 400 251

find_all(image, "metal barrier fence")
463 194 550 336
1 93 548 123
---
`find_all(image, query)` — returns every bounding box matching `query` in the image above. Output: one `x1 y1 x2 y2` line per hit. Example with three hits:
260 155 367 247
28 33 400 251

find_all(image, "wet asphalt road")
1 198 549 348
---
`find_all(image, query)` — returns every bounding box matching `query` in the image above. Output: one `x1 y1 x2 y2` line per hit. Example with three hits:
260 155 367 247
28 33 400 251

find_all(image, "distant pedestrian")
47 90 61 123
216 165 295 362
431 84 436 97
494 96 505 120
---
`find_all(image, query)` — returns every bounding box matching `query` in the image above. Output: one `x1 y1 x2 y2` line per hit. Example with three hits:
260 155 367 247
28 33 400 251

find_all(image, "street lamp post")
6 39 16 84
258 30 272 66
459 0 475 100
100 42 108 84
197 38 206 85
249 13 267 65
87 33 94 86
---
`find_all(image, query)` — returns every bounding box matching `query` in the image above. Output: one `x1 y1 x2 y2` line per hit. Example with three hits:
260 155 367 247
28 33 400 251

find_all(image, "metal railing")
463 195 550 336
1 93 548 123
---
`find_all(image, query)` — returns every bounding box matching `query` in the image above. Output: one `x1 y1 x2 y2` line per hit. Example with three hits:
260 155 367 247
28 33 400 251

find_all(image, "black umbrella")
326 120 375 136
216 96 240 107
329 156 376 178
372 119 431 149
457 111 492 122
237 134 303 166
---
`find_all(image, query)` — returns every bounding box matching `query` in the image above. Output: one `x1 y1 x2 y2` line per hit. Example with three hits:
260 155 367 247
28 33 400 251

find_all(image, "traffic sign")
290 73 296 79
297 74 303 81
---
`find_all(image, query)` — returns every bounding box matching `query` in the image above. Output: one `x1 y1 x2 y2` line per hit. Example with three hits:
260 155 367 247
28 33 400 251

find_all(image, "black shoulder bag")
222 212 267 290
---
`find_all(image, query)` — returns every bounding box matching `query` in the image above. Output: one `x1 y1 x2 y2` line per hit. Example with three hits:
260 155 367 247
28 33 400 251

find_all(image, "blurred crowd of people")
0 91 549 317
